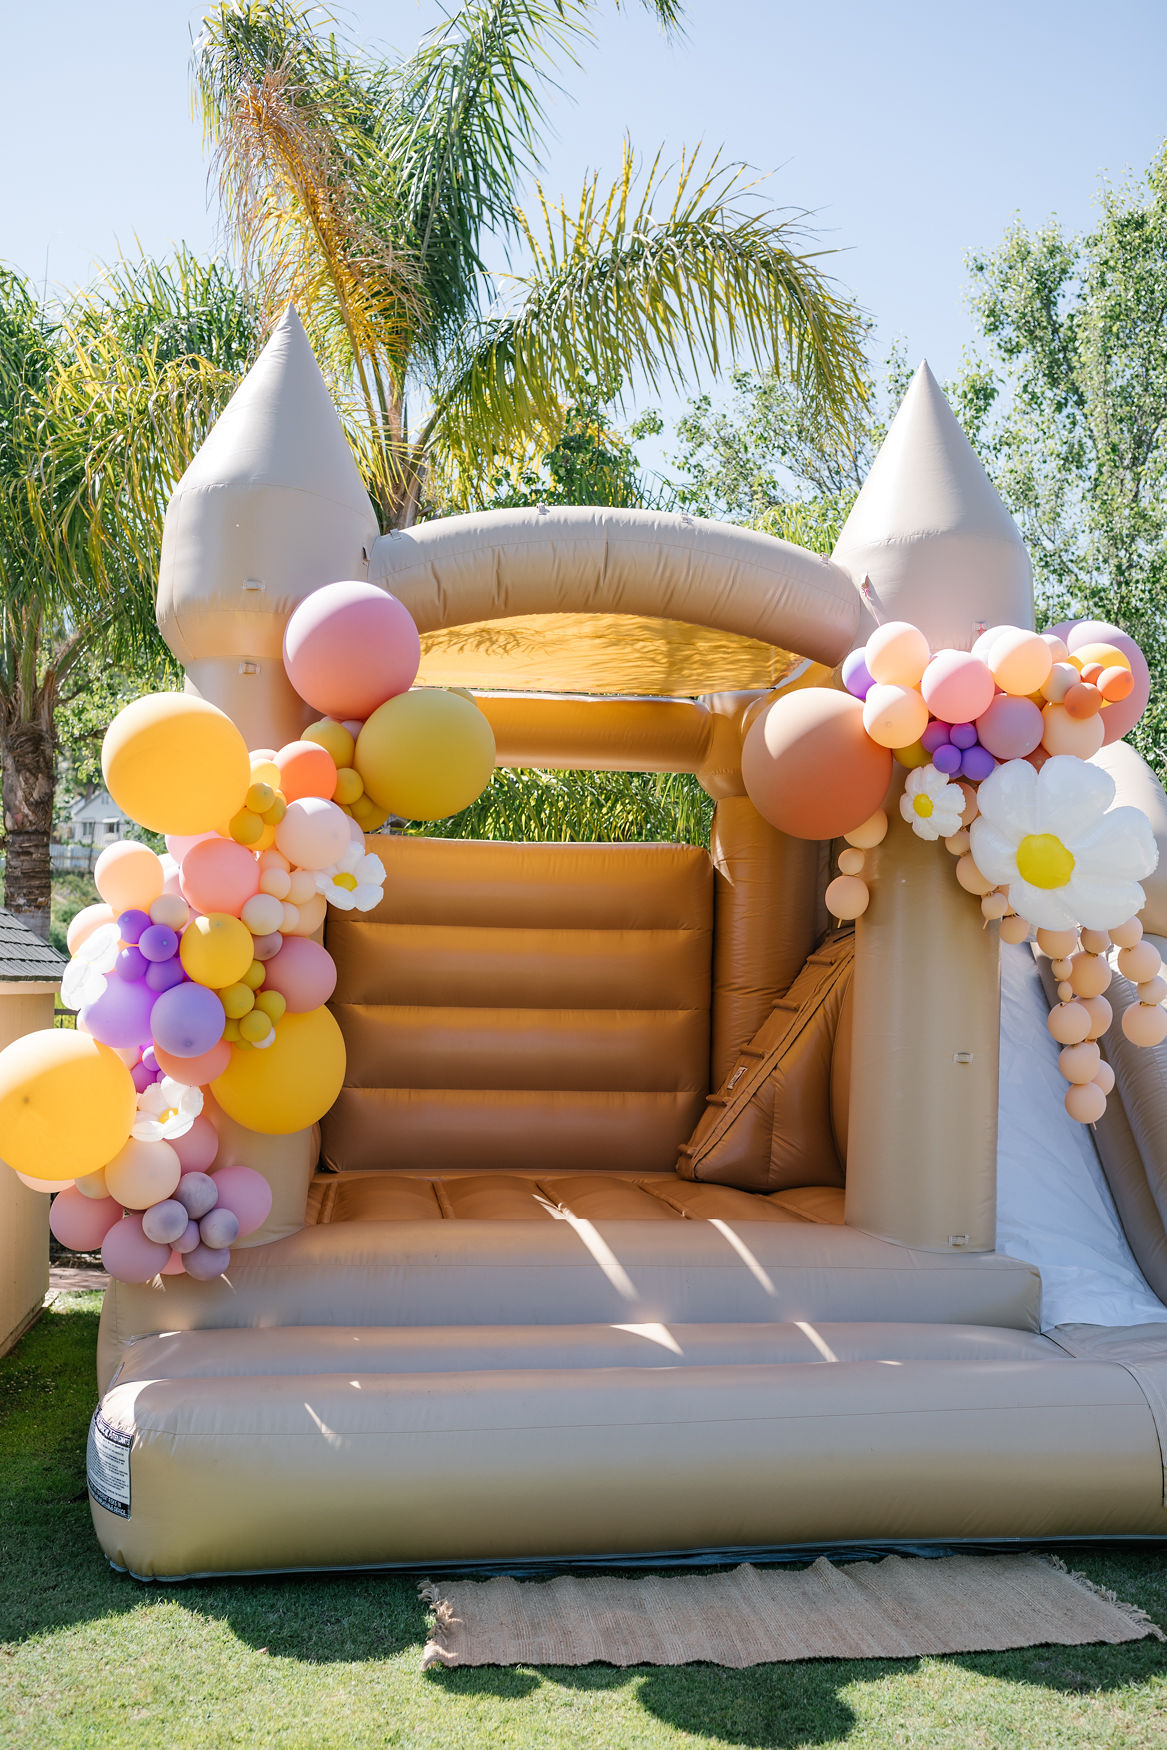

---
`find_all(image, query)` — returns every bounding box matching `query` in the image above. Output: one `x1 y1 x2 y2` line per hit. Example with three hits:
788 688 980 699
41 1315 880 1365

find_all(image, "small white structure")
59 789 129 848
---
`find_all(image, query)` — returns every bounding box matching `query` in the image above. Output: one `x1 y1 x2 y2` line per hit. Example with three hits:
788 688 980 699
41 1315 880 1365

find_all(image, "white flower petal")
352 884 381 911
327 886 356 910
910 814 944 841
976 759 1039 837
1006 877 1079 932
1035 754 1114 842
932 806 964 840
899 793 917 826
1062 874 1148 933
969 821 1021 886
356 853 385 884
1070 805 1159 883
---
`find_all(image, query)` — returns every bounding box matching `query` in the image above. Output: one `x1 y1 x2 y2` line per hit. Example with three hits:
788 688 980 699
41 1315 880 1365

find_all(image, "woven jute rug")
420 1554 1164 1669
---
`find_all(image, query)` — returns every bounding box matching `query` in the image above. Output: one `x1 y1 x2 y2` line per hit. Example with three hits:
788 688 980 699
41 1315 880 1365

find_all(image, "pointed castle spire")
832 360 1032 650
157 307 379 748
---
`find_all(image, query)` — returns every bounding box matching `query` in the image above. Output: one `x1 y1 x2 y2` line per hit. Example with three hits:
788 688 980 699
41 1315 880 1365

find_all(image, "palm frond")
428 144 867 487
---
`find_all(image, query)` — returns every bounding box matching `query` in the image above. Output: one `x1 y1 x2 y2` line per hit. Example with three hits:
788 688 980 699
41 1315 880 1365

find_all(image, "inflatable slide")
6 311 1167 1579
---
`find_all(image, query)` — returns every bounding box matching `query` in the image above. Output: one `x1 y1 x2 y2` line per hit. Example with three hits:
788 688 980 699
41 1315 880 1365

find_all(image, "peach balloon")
1036 928 1079 959
1040 703 1105 759
971 624 1013 661
152 1038 232 1086
864 621 931 687
955 855 995 897
67 902 115 954
16 1171 71 1193
1110 917 1143 949
988 628 1052 697
103 1137 181 1210
981 892 1009 920
1118 942 1162 985
95 841 165 914
836 848 865 877
862 684 929 750
1122 1003 1167 1048
1139 974 1167 1006
1065 1081 1107 1124
1040 662 1079 704
1040 631 1070 662
274 797 351 871
825 875 869 920
1048 1001 1091 1045
1069 953 1111 999
999 914 1030 945
1066 622 1150 744
1059 1041 1101 1085
1094 1060 1117 1095
1082 995 1114 1040
920 651 996 725
741 689 893 841
1080 928 1111 955
180 837 261 917
286 892 327 937
843 810 888 849
1098 665 1134 704
275 740 339 803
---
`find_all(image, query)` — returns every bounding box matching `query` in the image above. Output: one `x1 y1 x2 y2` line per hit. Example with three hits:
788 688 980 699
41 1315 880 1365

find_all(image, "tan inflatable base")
92 1319 1167 1579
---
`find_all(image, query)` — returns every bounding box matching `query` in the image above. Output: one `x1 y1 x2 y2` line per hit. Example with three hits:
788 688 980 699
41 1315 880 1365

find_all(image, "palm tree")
194 0 866 529
0 254 258 937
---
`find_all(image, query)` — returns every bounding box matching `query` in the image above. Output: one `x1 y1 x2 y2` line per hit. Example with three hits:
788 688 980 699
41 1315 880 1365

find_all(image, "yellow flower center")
1016 833 1075 889
913 795 934 819
332 871 358 891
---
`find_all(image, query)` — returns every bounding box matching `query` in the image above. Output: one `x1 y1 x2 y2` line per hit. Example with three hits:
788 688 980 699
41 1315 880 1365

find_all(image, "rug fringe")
419 1579 462 1668
1042 1555 1166 1641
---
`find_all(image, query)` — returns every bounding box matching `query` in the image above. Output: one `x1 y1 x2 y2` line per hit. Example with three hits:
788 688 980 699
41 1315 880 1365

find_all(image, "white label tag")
87 1410 131 1518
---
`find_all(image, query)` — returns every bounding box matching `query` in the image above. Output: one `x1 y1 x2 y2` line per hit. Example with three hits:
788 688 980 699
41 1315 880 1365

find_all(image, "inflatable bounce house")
7 308 1167 1580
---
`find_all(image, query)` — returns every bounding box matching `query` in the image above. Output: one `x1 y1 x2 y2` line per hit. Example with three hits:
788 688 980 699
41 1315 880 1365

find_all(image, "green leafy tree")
0 254 258 937
193 0 866 530
954 144 1167 773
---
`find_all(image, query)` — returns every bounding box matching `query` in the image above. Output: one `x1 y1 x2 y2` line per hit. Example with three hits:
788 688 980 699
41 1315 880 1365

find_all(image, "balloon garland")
746 617 1163 1128
0 581 497 1284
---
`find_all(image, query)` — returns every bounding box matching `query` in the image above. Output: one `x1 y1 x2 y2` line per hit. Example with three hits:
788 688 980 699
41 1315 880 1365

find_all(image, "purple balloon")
81 976 156 1049
920 720 951 754
932 743 962 775
175 1172 219 1220
141 1046 159 1074
950 722 978 750
961 744 996 782
199 1206 239 1250
172 1219 201 1255
145 958 187 994
115 946 148 982
139 923 178 962
251 932 283 962
150 982 225 1059
184 1243 231 1282
841 649 874 701
141 1198 191 1246
131 1060 160 1093
117 909 151 945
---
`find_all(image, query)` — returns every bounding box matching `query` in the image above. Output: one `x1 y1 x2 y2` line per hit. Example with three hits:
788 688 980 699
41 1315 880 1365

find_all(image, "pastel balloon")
274 797 352 871
275 740 339 803
920 720 951 754
893 739 930 769
1065 1081 1108 1124
283 581 421 719
741 688 893 841
184 1243 232 1282
199 1206 239 1250
212 1006 347 1134
150 982 227 1059
841 649 874 700
1071 641 1131 675
166 831 218 864
170 1113 220 1174
1066 622 1150 744
104 1137 181 1210
971 624 1014 661
864 621 930 687
210 1165 274 1238
102 693 251 836
1123 1004 1167 1048
1117 942 1162 984
160 1251 186 1276
861 683 929 750
825 875 869 920
150 893 191 931
920 651 996 724
66 902 116 954
355 690 496 822
261 936 338 1012
102 1214 172 1284
138 924 178 963
843 810 888 849
975 695 1044 760
141 1198 193 1246
180 837 261 919
240 892 285 937
303 718 357 769
17 1171 72 1192
179 913 255 989
116 948 148 983
987 628 1052 697
1041 703 1105 759
80 976 156 1050
48 1188 122 1252
175 1171 219 1220
94 842 165 915
173 1219 201 1255
145 958 187 994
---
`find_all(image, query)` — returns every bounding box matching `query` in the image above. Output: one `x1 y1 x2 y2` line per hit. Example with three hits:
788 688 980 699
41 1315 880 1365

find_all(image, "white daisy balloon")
900 764 965 842
316 844 386 913
132 1076 204 1142
60 921 120 1012
969 755 1158 931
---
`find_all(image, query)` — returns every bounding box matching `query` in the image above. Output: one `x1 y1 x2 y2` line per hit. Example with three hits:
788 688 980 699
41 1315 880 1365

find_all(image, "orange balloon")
275 741 339 803
1065 1081 1107 1124
741 689 892 841
1122 1003 1167 1048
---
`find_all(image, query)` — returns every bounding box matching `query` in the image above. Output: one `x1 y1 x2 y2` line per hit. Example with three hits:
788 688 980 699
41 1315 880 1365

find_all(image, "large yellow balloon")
103 693 251 835
180 913 255 989
211 1007 346 1133
0 1030 135 1182
355 690 495 821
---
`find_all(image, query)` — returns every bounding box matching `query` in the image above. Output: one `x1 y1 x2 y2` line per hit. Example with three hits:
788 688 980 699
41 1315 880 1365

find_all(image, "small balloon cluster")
0 579 497 1284
741 616 1163 1127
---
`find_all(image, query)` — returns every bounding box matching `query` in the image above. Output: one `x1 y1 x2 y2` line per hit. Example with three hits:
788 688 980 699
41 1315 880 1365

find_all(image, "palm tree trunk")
1 695 55 940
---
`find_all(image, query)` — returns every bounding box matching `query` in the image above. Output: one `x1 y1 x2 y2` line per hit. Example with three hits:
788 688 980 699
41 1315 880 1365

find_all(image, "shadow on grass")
4 1297 1167 1750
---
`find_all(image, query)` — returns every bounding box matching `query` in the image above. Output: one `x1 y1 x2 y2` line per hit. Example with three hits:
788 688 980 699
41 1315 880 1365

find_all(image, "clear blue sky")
3 0 1165 454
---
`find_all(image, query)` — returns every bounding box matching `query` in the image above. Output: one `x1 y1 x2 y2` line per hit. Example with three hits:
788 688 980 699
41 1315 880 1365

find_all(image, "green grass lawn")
3 1298 1167 1749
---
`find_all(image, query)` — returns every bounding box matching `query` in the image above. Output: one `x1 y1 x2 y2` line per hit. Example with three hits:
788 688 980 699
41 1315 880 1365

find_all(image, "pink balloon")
153 1038 232 1086
101 1213 171 1284
975 694 1044 760
921 650 996 724
180 837 261 917
48 1189 122 1252
166 832 218 863
66 902 116 954
210 1165 274 1237
1066 621 1150 744
161 1251 187 1275
260 936 337 1012
283 581 421 720
170 1114 220 1174
274 797 351 870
